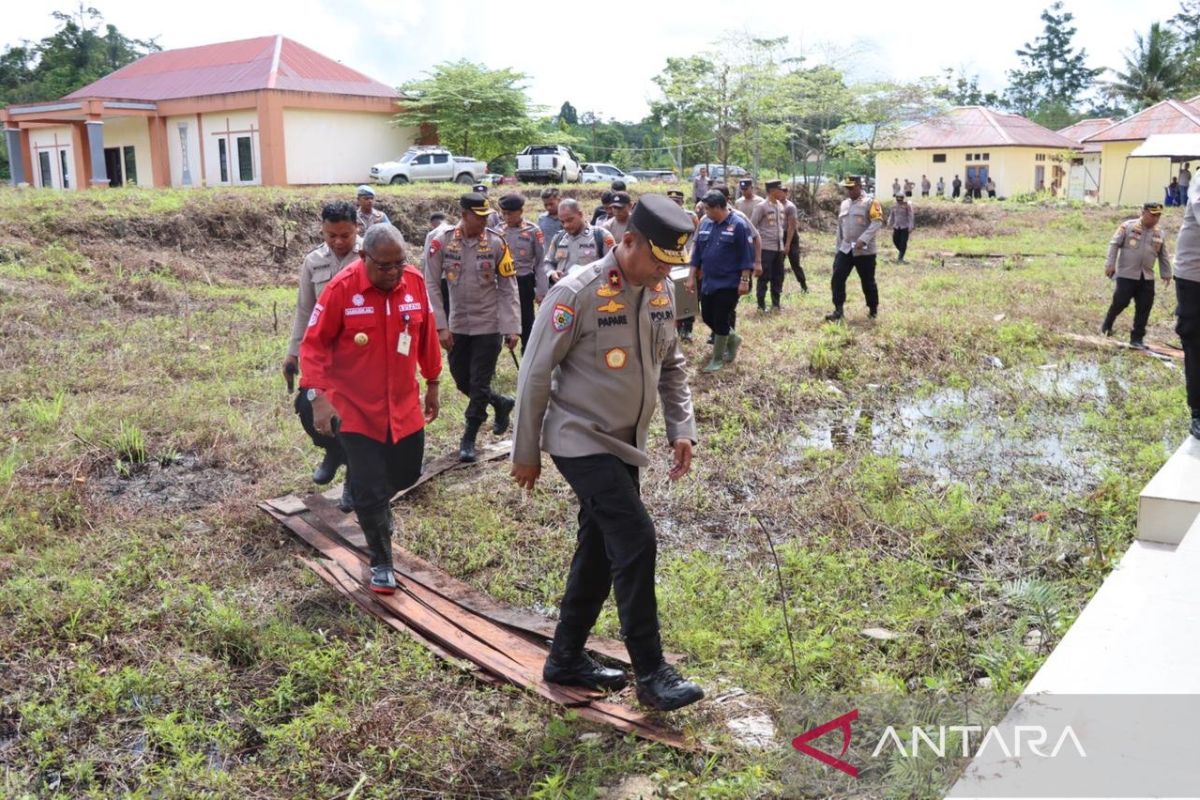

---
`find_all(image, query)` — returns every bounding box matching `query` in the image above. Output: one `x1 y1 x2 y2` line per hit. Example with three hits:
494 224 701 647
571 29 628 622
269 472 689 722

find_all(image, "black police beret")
499 193 525 211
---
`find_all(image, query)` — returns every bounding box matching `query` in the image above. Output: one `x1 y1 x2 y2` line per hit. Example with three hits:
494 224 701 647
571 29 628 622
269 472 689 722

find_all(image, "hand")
504 334 520 351
753 262 763 278
282 355 299 392
438 329 455 351
312 394 337 437
511 462 541 490
423 383 440 424
738 277 751 296
684 275 696 292
549 270 563 282
855 240 866 251
668 439 693 481
1105 266 1115 278
1163 275 1173 286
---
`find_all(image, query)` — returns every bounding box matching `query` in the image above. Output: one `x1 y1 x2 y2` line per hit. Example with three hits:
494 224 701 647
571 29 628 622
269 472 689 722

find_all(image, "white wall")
165 114 204 188
283 108 416 184
27 125 74 189
201 109 261 187
100 116 152 187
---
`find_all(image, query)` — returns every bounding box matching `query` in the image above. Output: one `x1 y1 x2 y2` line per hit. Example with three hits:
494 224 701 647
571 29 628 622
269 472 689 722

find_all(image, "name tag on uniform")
397 331 412 356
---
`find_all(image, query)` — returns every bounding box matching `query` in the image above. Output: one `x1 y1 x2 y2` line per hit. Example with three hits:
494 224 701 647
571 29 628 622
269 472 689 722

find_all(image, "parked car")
630 169 678 183
580 163 639 184
689 163 749 183
515 144 582 183
370 146 488 185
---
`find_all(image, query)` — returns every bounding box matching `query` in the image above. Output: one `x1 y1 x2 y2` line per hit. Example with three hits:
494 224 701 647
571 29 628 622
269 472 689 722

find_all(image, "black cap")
600 190 615 204
738 179 753 189
498 192 525 211
765 179 782 190
630 194 694 265
609 191 632 207
472 183 488 194
459 193 492 217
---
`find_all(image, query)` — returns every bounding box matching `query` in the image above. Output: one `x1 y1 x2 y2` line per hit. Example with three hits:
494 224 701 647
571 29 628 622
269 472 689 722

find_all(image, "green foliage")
1106 22 1189 110
1004 2 1104 124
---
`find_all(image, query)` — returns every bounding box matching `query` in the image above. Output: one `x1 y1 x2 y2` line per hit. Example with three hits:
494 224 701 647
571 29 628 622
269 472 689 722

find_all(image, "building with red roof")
1079 99 1200 205
2 35 425 189
1056 118 1113 200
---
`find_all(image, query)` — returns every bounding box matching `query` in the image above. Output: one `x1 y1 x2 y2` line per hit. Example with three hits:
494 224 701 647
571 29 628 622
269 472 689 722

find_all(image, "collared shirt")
691 211 754 292
921 178 931 192
1106 218 1171 280
1181 168 1192 187
1175 199 1200 281
545 224 616 279
537 211 563 243
513 250 696 469
693 174 710 199
300 262 441 443
425 224 520 336
750 199 785 251
735 194 764 218
601 214 630 243
887 202 915 230
501 219 547 297
836 195 884 255
356 208 390 234
288 239 362 357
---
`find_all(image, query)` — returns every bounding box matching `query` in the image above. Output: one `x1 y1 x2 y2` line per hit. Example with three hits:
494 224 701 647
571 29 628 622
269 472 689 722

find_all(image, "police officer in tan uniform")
283 200 362 510
355 185 390 234
425 194 520 461
543 198 616 283
512 194 704 712
1102 202 1172 348
750 180 787 312
826 176 883 321
497 192 547 351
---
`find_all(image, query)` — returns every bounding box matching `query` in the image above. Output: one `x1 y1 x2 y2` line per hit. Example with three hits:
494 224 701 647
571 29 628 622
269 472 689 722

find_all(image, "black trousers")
517 273 536 353
1104 276 1155 341
756 249 786 308
952 187 961 198
550 453 661 670
701 287 740 336
1177 277 1200 414
892 228 910 260
831 251 879 310
295 387 345 459
448 333 504 424
339 429 424 514
788 235 807 290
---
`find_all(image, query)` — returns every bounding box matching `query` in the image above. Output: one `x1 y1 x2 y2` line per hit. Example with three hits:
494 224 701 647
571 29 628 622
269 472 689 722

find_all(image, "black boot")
337 471 353 513
635 664 704 711
542 635 627 692
868 306 878 319
824 306 844 322
459 418 483 462
491 395 515 435
1130 337 1146 349
357 507 396 594
312 448 342 485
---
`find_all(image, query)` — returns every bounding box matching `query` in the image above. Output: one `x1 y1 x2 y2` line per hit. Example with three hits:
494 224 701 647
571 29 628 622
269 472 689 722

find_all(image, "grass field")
0 185 1191 798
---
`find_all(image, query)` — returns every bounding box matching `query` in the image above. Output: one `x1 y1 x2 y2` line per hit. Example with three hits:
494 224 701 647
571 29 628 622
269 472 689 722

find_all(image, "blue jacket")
691 212 754 293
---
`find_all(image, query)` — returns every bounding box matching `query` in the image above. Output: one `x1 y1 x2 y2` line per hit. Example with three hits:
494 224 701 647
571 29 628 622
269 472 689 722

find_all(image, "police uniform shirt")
537 211 563 243
1178 197 1200 281
836 195 884 255
735 194 764 218
783 200 800 245
750 199 785 251
601 214 629 243
1107 218 1172 280
356 208 389 233
544 224 616 279
424 224 520 336
513 251 696 469
288 238 362 357
420 222 453 274
502 219 548 297
887 202 915 230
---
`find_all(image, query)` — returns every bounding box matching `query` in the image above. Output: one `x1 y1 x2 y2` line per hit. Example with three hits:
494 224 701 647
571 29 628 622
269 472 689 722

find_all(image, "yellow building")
1056 118 1113 201
875 106 1078 199
1083 98 1200 207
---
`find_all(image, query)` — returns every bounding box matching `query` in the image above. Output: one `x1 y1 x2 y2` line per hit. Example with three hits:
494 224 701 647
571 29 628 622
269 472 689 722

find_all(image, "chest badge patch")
598 299 625 314
597 284 620 298
650 295 670 307
604 347 627 369
352 294 365 307
354 332 369 346
552 303 576 333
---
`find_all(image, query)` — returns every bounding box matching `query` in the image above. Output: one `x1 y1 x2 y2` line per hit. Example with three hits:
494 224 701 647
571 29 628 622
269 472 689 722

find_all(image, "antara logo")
792 710 859 778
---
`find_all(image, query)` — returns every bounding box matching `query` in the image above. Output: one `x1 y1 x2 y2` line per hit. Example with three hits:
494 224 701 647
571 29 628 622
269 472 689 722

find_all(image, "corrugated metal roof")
882 107 1079 150
1082 100 1200 143
1056 118 1114 153
64 35 398 101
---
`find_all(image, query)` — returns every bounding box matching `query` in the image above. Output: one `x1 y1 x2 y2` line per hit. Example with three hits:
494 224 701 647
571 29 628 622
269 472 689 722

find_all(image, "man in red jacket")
301 225 442 594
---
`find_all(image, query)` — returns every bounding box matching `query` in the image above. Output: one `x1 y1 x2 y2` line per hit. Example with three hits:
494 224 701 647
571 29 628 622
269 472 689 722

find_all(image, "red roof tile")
1056 118 1114 153
882 106 1079 150
1082 100 1200 143
65 35 398 102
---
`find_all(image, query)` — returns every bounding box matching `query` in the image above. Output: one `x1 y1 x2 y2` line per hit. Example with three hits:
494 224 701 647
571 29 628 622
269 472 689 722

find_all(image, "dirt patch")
90 453 248 512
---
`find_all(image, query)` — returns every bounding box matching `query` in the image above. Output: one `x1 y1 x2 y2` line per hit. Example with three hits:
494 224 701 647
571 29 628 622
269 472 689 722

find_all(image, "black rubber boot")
542 634 628 692
824 306 844 322
312 448 342 485
337 469 353 513
459 418 484 463
868 306 878 319
357 507 396 594
491 395 515 435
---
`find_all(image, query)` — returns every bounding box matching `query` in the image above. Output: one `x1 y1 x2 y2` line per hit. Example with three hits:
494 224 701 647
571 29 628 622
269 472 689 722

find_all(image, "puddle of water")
790 363 1112 492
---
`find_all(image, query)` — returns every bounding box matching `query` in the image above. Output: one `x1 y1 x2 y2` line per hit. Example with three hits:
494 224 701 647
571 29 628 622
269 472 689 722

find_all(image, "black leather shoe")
312 449 342 485
1191 417 1200 440
824 308 844 322
459 419 482 462
492 395 515 435
868 307 878 318
635 664 703 711
1130 338 1147 349
543 652 627 691
1100 324 1112 337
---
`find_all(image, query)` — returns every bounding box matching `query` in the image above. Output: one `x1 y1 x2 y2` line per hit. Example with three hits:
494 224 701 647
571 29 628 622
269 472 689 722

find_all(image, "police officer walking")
1175 182 1200 440
750 180 787 312
543 199 616 283
888 193 915 264
782 185 807 293
1101 202 1172 348
512 194 704 711
301 225 442 594
425 194 521 462
826 176 883 321
283 201 362 510
497 192 547 351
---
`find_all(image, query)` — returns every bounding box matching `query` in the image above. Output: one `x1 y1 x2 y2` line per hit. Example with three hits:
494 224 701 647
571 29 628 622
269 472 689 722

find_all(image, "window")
38 151 52 187
123 146 137 185
932 153 947 163
1035 153 1047 162
432 153 449 164
218 139 229 182
60 150 70 188
236 136 253 182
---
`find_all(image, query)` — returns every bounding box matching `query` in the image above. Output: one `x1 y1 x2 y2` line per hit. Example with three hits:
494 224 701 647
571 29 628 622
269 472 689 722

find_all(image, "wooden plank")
317 440 512 506
1063 332 1184 360
264 494 308 516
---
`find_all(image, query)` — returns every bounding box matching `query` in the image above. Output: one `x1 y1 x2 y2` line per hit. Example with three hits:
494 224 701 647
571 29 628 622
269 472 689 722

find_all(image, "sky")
6 0 1189 121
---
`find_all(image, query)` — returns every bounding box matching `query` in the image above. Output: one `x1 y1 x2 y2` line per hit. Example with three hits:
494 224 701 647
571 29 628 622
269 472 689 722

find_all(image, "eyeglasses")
365 253 406 272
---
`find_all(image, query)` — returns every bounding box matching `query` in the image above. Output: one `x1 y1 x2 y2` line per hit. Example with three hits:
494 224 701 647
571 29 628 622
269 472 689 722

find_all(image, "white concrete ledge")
1137 436 1200 545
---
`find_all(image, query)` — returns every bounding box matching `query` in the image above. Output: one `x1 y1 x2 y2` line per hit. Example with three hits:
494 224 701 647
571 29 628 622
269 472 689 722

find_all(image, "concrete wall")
100 116 152 187
1097 140 1178 207
27 125 75 189
282 108 415 185
875 146 1072 197
165 114 204 188
201 109 261 187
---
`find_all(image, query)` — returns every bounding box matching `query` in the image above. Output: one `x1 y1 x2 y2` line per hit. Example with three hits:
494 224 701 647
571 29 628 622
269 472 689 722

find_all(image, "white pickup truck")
515 144 583 183
369 147 488 185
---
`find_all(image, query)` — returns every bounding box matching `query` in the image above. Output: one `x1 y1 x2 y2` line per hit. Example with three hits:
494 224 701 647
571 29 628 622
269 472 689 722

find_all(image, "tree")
1106 23 1187 110
557 101 577 125
1170 0 1200 93
847 80 947 162
399 60 539 164
650 56 719 171
936 69 1002 107
1004 2 1103 126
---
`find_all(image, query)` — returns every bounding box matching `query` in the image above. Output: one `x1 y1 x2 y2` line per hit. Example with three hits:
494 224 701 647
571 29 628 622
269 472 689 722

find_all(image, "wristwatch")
306 388 321 402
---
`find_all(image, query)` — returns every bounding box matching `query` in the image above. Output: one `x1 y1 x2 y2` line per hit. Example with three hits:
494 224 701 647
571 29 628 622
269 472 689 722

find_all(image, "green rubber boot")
724 330 742 363
703 335 728 373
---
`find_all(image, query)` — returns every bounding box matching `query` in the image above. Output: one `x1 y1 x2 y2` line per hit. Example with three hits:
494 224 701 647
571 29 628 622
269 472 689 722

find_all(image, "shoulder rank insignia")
598 299 625 314
606 268 622 291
